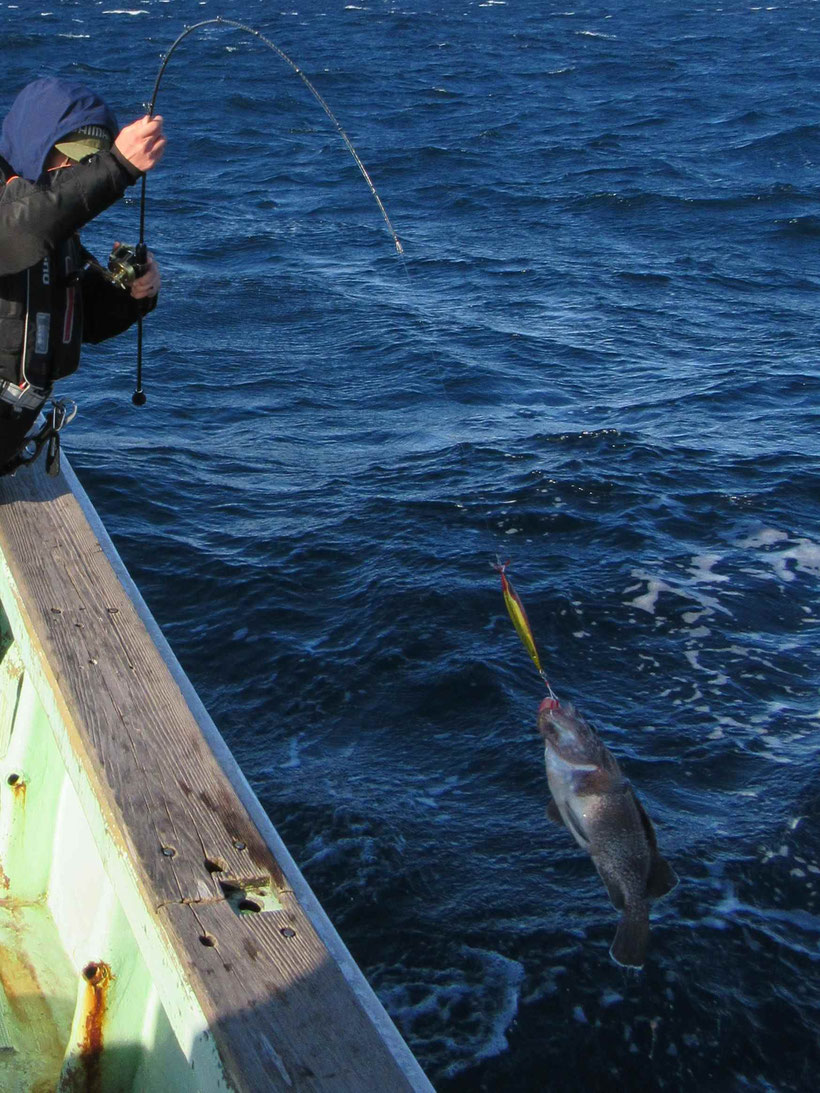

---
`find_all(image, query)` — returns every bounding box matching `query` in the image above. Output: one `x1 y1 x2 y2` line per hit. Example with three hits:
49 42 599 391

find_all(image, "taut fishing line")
132 15 404 405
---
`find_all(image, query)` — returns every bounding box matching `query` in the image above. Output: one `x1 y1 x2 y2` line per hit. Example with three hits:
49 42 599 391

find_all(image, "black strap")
0 399 76 477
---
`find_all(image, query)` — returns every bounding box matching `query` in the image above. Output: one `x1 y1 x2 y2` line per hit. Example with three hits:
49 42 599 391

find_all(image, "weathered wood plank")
161 898 417 1092
0 459 427 1091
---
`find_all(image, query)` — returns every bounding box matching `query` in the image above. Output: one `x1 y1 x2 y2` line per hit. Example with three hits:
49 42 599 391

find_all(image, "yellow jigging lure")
494 559 559 710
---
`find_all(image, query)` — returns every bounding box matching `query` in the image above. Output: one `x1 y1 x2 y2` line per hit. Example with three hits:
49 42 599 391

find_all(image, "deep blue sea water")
5 0 820 1088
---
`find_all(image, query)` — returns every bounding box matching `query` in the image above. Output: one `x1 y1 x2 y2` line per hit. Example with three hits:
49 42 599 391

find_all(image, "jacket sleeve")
81 266 157 345
0 149 141 277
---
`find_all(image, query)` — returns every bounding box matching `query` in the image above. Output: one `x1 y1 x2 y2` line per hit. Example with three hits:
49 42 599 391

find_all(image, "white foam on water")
626 576 669 614
281 735 302 769
683 649 729 686
738 529 790 549
737 528 820 584
682 610 704 623
689 554 729 584
708 882 820 958
625 566 732 619
381 946 525 1078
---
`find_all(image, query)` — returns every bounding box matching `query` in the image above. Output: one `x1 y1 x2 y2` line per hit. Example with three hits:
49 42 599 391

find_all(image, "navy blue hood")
0 77 118 181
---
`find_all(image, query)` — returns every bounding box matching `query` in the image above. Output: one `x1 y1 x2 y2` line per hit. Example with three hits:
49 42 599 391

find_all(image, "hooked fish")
538 696 678 969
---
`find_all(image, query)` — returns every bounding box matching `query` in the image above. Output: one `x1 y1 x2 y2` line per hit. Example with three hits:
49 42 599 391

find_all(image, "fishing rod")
131 15 404 405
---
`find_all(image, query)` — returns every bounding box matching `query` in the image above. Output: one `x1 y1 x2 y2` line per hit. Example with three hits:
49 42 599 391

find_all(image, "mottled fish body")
537 698 678 969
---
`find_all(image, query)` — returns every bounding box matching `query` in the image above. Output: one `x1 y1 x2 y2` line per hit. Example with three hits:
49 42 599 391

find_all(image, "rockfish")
537 697 678 968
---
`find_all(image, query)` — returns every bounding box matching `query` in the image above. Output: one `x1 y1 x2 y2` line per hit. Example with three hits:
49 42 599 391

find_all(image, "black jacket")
0 149 156 387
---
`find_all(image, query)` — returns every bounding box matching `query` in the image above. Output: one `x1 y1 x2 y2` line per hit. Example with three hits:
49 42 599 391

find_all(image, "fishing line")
132 15 404 404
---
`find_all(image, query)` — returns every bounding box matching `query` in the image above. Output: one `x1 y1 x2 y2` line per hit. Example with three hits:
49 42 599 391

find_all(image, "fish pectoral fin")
610 901 650 970
546 798 565 825
645 851 679 900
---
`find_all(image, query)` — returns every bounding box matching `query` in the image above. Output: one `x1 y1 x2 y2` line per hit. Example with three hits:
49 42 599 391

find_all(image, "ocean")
4 0 820 1088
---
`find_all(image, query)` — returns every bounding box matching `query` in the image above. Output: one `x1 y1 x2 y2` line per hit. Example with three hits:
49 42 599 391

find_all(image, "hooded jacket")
0 78 155 388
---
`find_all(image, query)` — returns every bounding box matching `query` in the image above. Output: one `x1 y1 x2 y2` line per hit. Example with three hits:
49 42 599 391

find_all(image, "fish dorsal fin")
646 852 679 900
628 787 679 900
627 785 660 851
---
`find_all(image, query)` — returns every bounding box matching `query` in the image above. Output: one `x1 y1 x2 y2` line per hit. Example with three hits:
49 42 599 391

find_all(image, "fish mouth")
537 695 562 740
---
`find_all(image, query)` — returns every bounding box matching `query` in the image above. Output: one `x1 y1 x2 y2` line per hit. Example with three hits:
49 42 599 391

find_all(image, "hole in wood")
6 774 19 786
218 877 282 916
199 933 217 948
238 898 262 914
160 845 177 858
280 927 297 939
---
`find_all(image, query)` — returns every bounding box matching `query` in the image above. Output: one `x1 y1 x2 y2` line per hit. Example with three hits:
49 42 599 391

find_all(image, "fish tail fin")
610 901 650 969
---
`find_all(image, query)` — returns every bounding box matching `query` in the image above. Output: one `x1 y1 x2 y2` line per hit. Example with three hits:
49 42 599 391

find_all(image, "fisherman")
0 77 166 475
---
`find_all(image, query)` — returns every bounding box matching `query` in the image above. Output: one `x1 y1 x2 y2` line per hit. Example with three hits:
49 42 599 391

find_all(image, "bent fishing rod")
130 16 404 405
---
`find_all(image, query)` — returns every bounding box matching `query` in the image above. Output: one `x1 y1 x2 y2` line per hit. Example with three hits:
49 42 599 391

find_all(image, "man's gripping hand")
114 116 166 174
130 250 161 300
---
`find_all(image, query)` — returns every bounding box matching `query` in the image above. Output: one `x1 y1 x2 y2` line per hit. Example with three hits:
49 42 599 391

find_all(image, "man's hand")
130 250 161 300
114 115 166 173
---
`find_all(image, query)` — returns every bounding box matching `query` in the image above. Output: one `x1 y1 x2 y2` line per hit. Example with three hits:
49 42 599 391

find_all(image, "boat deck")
0 457 431 1091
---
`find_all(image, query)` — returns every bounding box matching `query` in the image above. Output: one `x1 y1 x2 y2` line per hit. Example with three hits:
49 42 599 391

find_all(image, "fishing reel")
107 242 147 289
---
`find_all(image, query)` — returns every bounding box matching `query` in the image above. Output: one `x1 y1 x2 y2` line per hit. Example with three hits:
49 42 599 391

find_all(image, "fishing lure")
495 559 559 706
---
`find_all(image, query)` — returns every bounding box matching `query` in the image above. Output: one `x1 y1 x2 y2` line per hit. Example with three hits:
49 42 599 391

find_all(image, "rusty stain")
71 961 113 1093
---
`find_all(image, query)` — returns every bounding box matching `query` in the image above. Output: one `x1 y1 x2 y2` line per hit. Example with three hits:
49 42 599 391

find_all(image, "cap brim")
53 137 110 162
